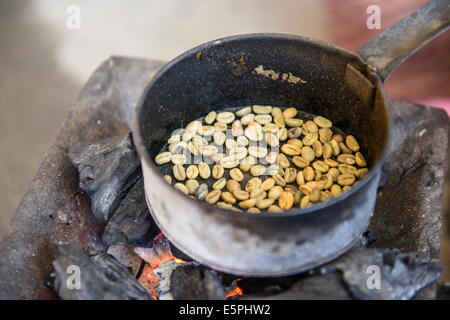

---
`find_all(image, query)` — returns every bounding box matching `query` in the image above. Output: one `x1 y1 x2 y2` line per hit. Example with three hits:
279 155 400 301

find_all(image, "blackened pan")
133 0 449 276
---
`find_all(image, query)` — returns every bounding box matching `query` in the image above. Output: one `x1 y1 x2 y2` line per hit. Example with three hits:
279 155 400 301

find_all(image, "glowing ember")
135 232 186 300
225 286 243 298
225 278 244 298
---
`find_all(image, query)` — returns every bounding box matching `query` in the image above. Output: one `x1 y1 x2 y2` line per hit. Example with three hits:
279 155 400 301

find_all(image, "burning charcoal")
135 233 224 300
241 273 352 300
106 245 144 277
69 133 141 223
102 177 160 247
320 247 442 300
47 243 152 300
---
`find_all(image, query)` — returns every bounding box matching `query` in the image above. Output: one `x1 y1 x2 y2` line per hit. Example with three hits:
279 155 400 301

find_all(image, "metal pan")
133 0 449 277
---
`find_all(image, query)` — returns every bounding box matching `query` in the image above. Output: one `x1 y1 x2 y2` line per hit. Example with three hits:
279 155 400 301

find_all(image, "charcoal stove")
0 55 448 300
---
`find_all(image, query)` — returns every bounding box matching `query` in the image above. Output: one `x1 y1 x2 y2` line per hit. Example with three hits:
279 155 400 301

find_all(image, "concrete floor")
0 0 326 239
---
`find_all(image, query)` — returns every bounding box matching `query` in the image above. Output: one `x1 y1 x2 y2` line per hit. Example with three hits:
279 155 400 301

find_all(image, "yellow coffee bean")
200 145 218 157
281 143 301 156
212 164 224 179
300 195 311 208
255 114 273 125
245 177 262 192
265 133 279 147
230 168 244 182
206 189 221 204
296 171 305 186
268 186 283 200
266 152 278 164
231 120 244 136
282 107 298 118
331 184 342 197
237 135 249 147
284 168 297 184
323 142 333 159
272 173 286 187
346 135 360 152
261 177 275 191
155 152 172 165
213 178 227 190
257 198 274 210
198 162 211 178
186 179 199 195
313 116 332 128
319 128 333 143
284 118 303 127
339 142 352 154
292 156 309 169
221 191 237 204
239 198 257 209
163 175 172 184
330 140 341 156
355 168 368 178
244 125 264 141
174 183 189 195
247 207 261 213
241 113 255 125
305 121 318 133
236 106 251 117
303 166 315 181
337 154 355 165
253 105 272 114
186 165 199 179
355 152 367 167
240 156 257 172
220 156 239 169
338 164 357 175
173 164 186 181
312 160 329 173
214 122 228 132
279 191 294 210
324 159 339 168
216 112 235 124
312 140 323 158
271 107 282 117
303 133 319 146
204 111 217 124
232 189 250 201
198 125 215 136
337 173 356 186
268 205 284 213
332 134 343 143
250 165 267 176
277 128 288 141
213 131 226 145
226 179 241 193
301 146 315 162
274 114 285 128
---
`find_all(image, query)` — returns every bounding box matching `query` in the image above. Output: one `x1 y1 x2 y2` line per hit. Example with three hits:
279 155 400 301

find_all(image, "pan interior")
139 34 389 179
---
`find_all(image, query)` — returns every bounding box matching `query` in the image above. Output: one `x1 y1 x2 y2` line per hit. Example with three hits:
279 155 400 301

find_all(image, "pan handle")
358 0 450 81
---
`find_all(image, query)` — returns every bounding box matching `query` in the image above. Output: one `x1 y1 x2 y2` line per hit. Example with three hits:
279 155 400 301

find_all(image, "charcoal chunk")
170 263 225 300
102 177 160 247
241 273 351 300
321 247 442 300
47 243 152 300
69 133 141 223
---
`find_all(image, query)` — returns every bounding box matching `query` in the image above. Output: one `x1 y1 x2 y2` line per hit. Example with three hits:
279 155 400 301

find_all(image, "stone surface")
0 57 447 299
321 247 442 300
0 57 163 299
371 101 449 260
